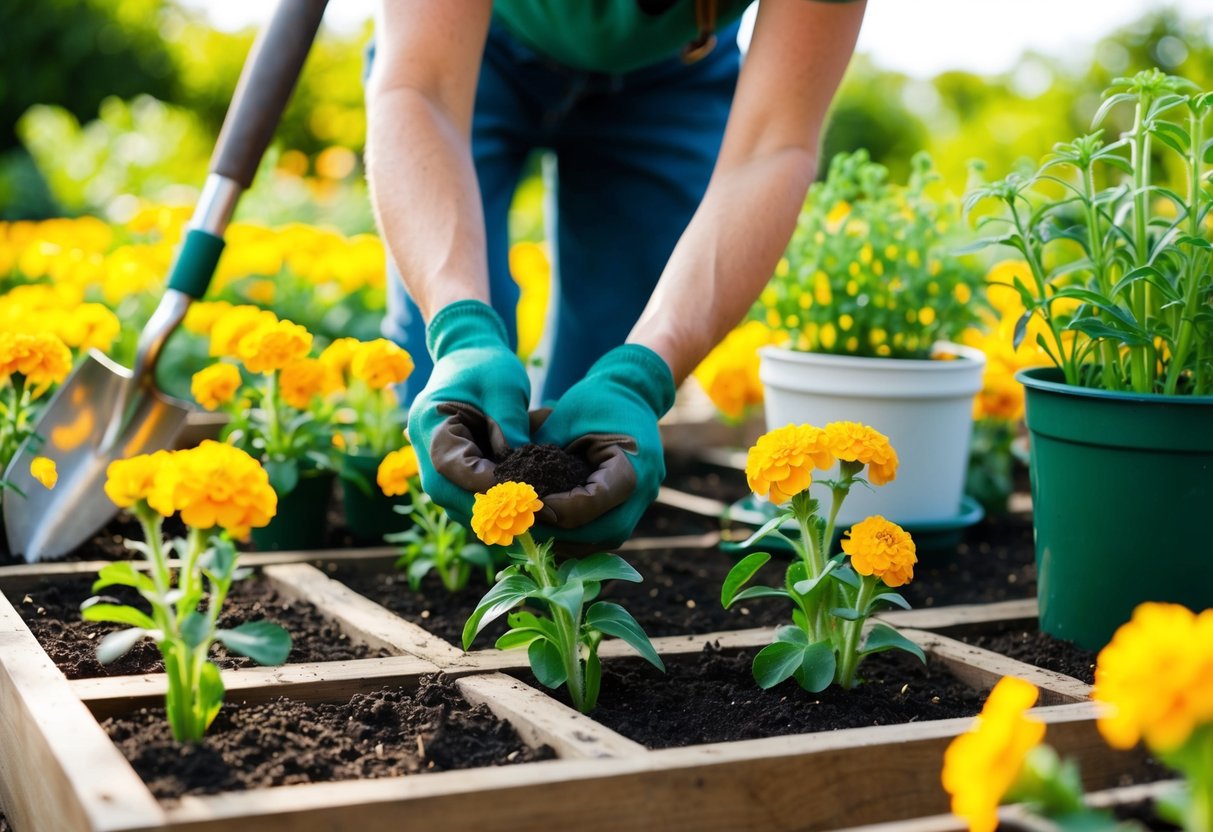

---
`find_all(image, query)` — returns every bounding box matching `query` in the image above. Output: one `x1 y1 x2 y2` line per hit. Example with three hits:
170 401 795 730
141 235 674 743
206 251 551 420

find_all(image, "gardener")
365 0 866 547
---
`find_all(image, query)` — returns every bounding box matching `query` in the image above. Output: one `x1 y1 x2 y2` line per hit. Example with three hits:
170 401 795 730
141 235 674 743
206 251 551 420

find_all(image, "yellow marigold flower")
825 421 899 486
1094 603 1213 754
209 305 278 357
942 677 1045 832
377 446 420 497
841 515 916 587
30 457 57 489
148 441 277 537
973 368 1025 422
471 481 543 547
236 320 312 375
190 363 242 411
745 424 834 504
279 357 331 409
105 451 174 511
58 303 121 353
183 301 234 336
350 339 414 389
318 337 362 386
0 332 73 386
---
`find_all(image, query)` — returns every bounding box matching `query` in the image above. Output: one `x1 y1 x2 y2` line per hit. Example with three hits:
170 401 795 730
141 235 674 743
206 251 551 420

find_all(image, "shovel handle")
209 0 330 188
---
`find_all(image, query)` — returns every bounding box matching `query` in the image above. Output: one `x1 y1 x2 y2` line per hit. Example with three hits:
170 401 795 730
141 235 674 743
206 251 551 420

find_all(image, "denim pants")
374 21 741 403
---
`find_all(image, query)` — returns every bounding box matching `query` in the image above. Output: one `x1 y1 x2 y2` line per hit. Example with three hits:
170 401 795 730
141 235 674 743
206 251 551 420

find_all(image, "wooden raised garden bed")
0 454 1150 832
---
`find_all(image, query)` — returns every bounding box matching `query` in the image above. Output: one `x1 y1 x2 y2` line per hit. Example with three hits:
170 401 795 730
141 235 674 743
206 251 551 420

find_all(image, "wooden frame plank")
455 674 647 760
0 593 164 832
877 598 1038 631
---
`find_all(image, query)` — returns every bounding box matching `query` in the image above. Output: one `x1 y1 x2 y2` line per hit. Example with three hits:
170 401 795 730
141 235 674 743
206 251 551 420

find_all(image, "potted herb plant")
754 150 987 528
966 69 1213 650
191 309 338 551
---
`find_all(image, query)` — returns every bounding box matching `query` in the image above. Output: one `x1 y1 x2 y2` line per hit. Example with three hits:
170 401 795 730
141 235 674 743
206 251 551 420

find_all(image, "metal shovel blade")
3 350 191 562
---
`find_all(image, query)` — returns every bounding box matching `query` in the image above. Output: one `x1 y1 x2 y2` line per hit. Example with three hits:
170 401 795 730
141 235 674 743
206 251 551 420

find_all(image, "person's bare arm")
629 0 867 381
365 1 494 320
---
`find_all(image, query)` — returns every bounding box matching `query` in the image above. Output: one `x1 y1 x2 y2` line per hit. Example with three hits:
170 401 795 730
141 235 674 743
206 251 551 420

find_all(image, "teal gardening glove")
407 300 532 525
533 344 676 549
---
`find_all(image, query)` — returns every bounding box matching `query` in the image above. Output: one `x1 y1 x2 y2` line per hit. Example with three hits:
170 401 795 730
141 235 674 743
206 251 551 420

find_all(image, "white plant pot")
758 344 986 528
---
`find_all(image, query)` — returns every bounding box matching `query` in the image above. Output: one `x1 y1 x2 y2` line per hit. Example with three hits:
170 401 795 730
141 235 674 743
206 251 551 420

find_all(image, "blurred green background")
1 1 1211 232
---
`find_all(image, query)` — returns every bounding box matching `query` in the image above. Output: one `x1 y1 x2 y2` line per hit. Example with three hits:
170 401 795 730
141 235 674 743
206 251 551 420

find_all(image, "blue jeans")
374 21 741 403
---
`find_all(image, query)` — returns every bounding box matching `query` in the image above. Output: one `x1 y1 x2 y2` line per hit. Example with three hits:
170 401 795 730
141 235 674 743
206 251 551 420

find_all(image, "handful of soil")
494 444 591 497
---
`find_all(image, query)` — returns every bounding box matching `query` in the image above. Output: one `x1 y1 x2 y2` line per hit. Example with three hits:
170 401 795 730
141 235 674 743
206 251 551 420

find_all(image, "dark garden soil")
16 576 389 679
1112 799 1182 831
520 645 986 749
898 510 1036 608
494 443 591 496
662 455 754 504
105 676 555 799
949 625 1097 685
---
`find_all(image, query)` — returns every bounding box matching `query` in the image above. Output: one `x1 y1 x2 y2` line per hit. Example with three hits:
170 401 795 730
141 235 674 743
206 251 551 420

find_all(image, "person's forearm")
628 147 815 382
365 86 489 321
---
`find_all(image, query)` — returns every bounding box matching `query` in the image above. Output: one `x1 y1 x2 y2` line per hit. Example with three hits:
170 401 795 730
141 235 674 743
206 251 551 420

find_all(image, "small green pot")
250 470 335 552
339 453 410 543
1019 368 1213 650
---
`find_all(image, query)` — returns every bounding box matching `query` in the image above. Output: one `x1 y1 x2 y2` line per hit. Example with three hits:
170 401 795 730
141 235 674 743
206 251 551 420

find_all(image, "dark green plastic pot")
250 471 335 552
1019 368 1213 650
339 453 410 543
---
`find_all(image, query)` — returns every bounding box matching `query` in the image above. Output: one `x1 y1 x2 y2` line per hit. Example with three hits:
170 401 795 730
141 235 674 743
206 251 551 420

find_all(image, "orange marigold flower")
377 446 420 497
1094 603 1213 754
350 339 414 390
30 457 57 489
236 319 312 375
190 362 242 411
841 515 917 587
825 421 899 485
471 481 543 547
942 676 1045 832
209 305 278 357
147 441 276 537
0 332 73 386
104 451 174 511
745 423 834 504
279 357 331 409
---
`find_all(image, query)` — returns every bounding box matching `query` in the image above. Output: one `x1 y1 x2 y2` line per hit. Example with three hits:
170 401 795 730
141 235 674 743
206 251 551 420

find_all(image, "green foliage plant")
388 489 495 593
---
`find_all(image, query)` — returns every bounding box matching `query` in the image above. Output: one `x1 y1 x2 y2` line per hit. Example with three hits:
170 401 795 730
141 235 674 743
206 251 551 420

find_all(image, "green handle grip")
166 228 225 300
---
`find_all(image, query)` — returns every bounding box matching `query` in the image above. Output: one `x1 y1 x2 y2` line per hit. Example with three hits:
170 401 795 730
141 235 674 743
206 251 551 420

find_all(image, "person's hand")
407 300 531 525
532 344 675 549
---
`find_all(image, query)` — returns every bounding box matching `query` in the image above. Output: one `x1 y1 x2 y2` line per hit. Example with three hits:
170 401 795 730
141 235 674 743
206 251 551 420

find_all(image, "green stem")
837 575 876 689
520 532 586 711
1009 200 1073 384
1083 159 1123 390
795 509 824 642
136 509 174 632
1165 107 1206 396
1129 94 1154 393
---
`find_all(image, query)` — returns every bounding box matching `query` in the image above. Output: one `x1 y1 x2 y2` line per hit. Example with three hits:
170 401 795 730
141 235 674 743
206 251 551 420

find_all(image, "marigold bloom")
0 332 73 386
825 421 899 485
30 457 57 489
209 305 278 357
471 481 543 547
278 357 331 409
147 441 277 537
693 321 774 420
745 423 834 504
104 451 174 511
58 303 121 353
317 337 362 389
349 339 414 389
236 320 313 375
377 446 420 497
183 301 234 336
190 363 242 411
942 677 1045 832
842 515 917 587
1094 603 1213 754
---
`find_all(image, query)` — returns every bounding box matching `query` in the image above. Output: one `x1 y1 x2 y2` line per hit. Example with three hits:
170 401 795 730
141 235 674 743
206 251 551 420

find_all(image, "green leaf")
180 611 211 649
406 557 435 590
565 552 642 584
860 622 927 664
199 537 238 581
96 627 148 665
585 602 664 671
721 552 771 608
216 620 292 666
793 641 837 693
869 592 912 612
265 458 300 498
532 582 584 623
791 558 840 597
461 543 493 568
462 573 538 650
584 647 602 712
729 586 792 604
198 661 226 732
80 600 156 630
495 627 542 651
752 641 805 689
91 563 155 595
829 607 862 621
528 638 567 688
830 563 861 590
774 624 809 646
735 512 793 549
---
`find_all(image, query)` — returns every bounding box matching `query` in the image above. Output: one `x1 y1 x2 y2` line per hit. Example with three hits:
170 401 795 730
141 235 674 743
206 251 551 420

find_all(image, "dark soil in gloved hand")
494 443 591 496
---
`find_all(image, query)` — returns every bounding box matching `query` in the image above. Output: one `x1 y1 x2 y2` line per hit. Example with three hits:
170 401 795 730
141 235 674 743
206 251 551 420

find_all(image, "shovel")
3 0 330 562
